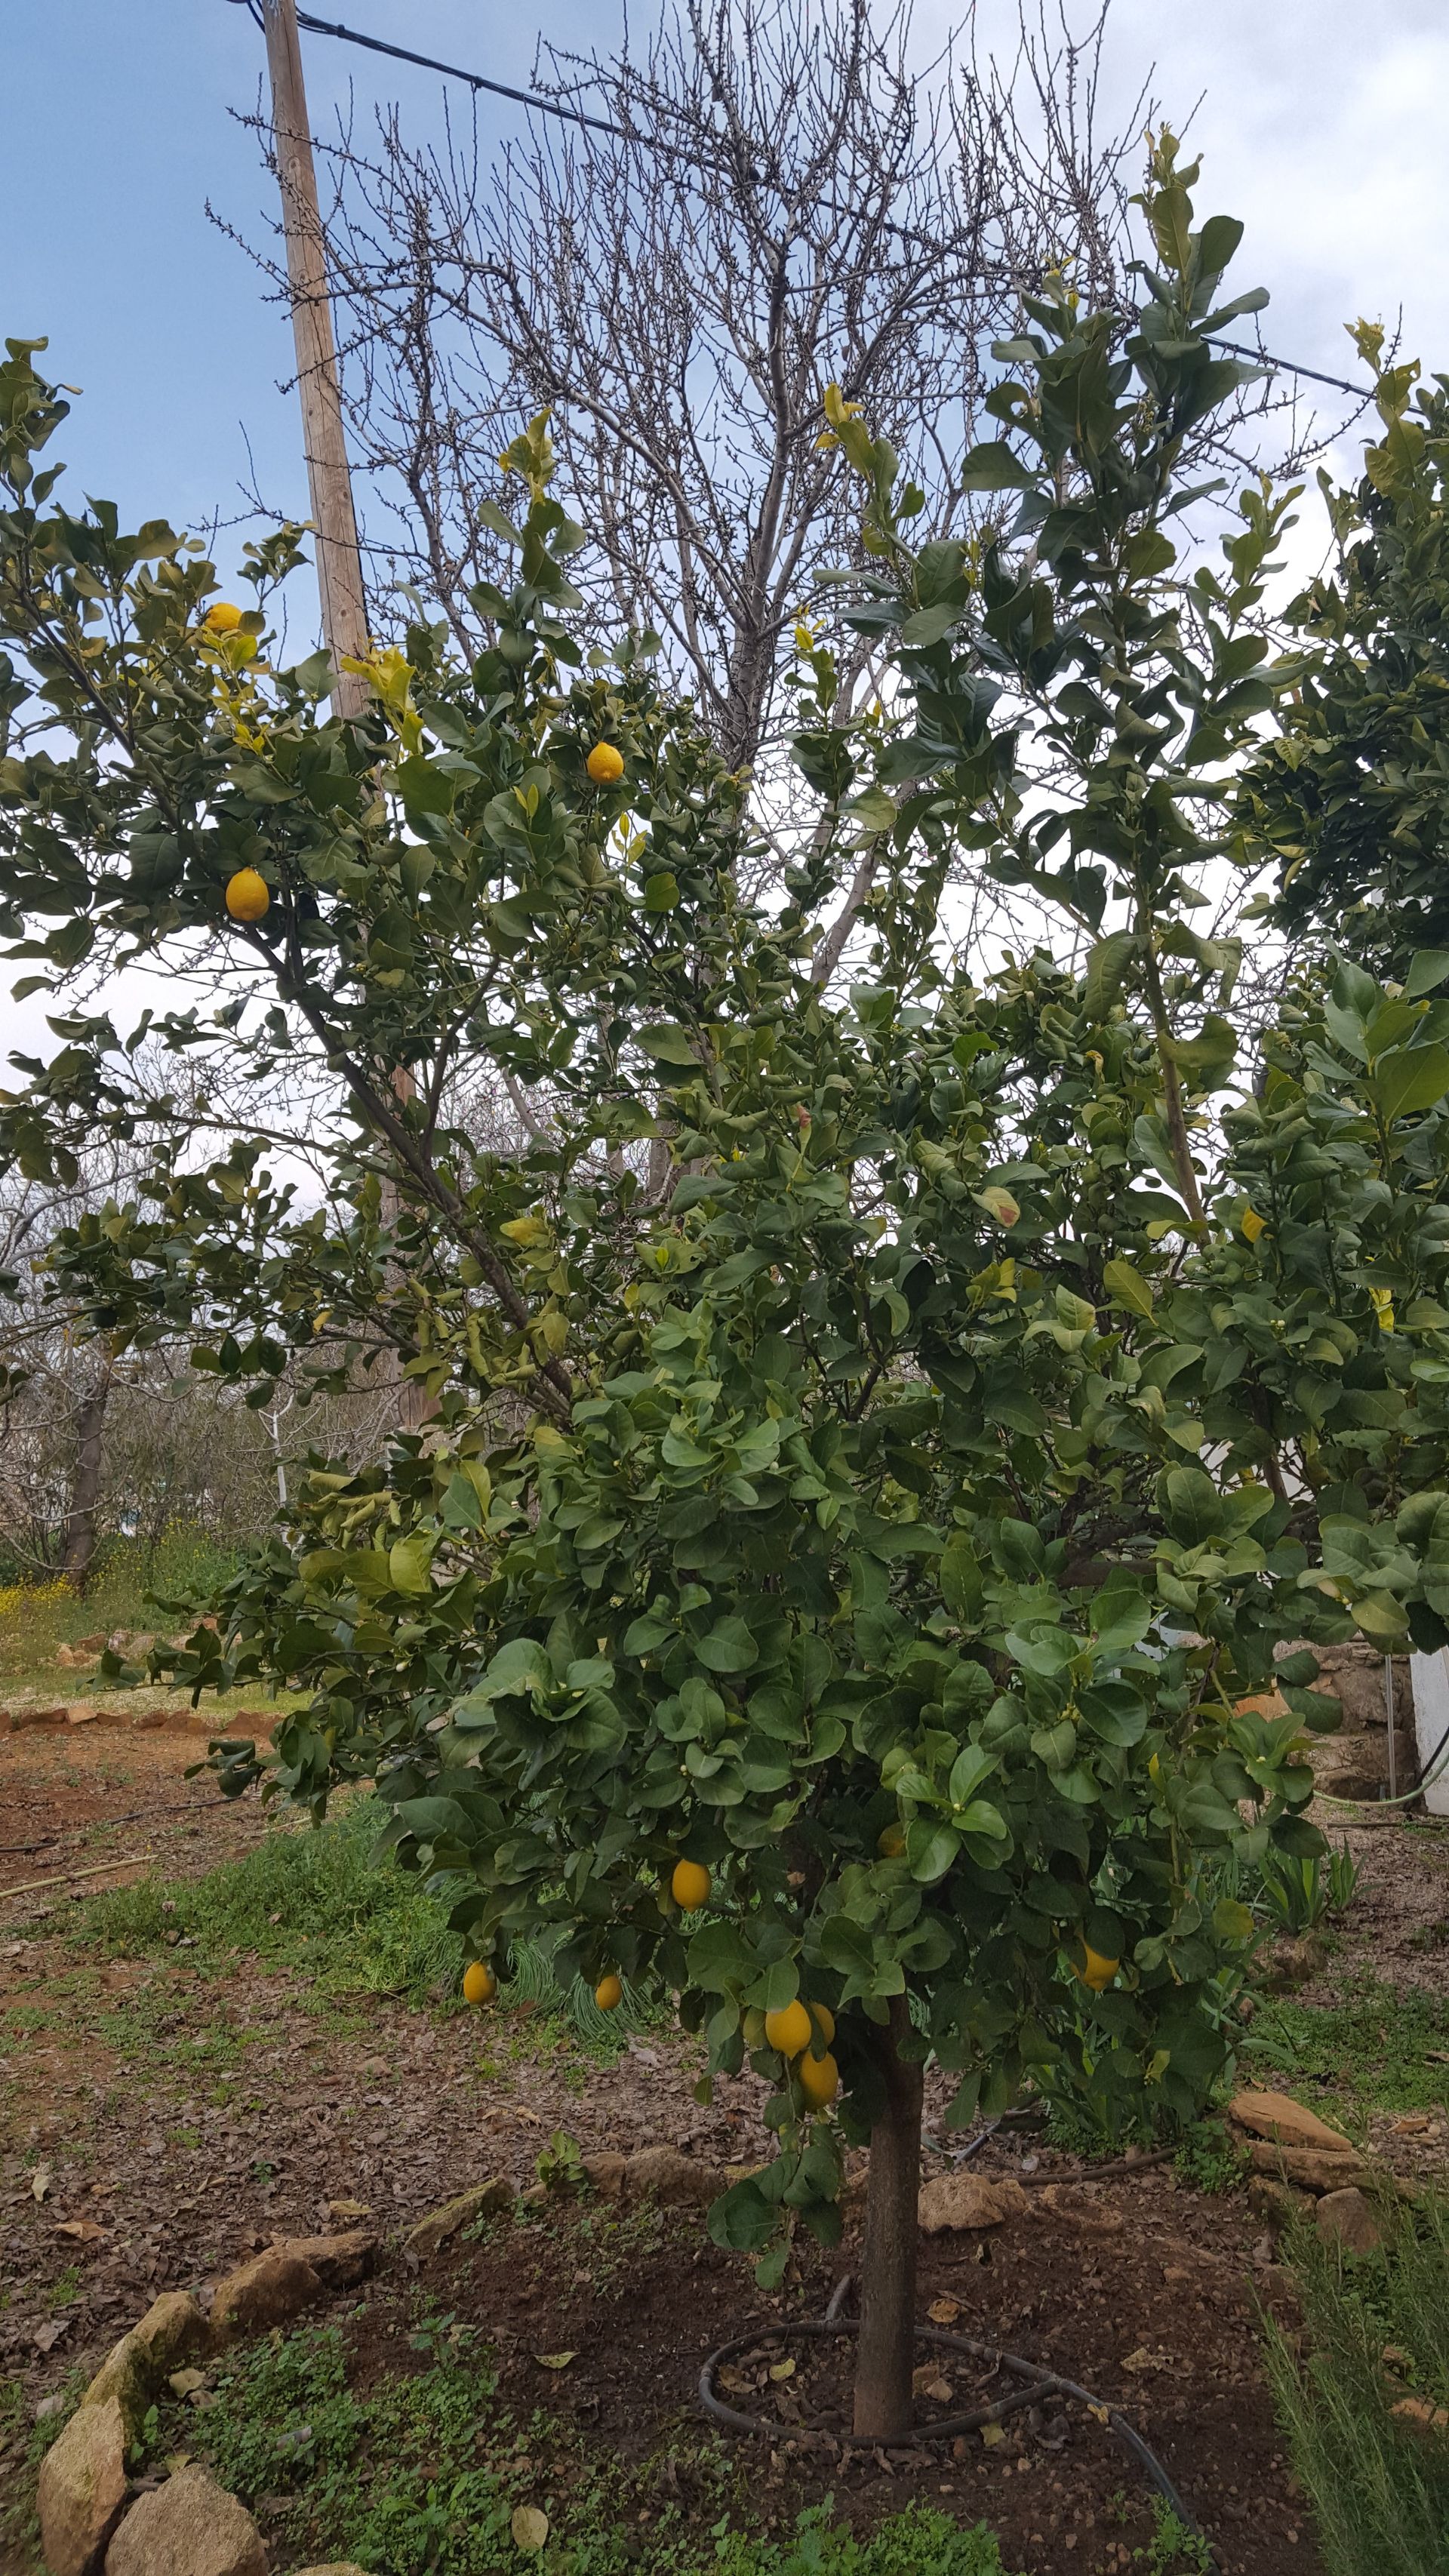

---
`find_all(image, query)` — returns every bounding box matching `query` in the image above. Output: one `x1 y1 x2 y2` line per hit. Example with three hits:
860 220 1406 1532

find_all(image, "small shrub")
1264 2196 1449 2576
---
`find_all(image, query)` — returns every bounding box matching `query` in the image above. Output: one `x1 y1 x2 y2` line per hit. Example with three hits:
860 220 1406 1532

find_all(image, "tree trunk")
61 1352 115 1589
852 1993 923 2441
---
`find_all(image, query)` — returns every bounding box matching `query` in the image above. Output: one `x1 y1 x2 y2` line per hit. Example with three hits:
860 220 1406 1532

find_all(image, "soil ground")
2 1700 1447 2575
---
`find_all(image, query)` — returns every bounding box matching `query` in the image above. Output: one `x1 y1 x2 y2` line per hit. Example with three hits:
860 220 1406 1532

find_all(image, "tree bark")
853 1993 923 2441
61 1351 115 1589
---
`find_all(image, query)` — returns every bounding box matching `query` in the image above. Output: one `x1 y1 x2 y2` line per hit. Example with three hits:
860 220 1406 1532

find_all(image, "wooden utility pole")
260 0 370 718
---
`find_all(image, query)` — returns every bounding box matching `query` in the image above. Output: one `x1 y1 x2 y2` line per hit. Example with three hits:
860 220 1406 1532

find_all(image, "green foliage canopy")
7 146 1449 2277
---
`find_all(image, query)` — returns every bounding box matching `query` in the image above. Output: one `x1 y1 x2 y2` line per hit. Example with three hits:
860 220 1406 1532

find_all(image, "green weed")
1172 2119 1247 2196
1243 1972 1449 2130
710 2505 1018 2576
147 2315 1019 2576
1130 2500 1214 2572
67 1796 660 2047
1264 2196 1449 2575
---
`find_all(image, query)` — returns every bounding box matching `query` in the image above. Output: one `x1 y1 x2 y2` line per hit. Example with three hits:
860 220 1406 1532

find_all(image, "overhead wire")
224 0 1374 402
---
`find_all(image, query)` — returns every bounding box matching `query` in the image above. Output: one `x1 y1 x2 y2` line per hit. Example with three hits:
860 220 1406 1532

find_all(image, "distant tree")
263 0 1151 774
1241 329 1449 983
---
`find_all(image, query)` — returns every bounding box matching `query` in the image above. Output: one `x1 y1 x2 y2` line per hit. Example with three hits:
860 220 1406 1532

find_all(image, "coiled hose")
700 2272 1220 2574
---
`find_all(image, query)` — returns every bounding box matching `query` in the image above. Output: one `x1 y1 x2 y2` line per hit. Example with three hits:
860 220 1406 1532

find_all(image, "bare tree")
234 0 1150 775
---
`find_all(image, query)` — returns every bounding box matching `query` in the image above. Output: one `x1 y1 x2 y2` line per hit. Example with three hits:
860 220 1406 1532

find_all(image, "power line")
225 0 1373 408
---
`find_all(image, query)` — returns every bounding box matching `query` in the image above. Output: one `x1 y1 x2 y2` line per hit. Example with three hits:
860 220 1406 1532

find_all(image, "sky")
7 2 1447 565
5 0 1449 1059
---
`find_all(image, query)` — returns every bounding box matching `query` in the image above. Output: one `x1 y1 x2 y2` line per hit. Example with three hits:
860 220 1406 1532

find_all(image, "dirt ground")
2 1707 1448 2575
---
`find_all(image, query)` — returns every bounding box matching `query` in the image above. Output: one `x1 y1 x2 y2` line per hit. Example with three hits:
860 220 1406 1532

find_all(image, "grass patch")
1264 2195 1449 2576
64 1796 657 2048
143 2312 1018 2576
0 2367 87 2568
0 1529 241 1681
1242 1972 1449 2132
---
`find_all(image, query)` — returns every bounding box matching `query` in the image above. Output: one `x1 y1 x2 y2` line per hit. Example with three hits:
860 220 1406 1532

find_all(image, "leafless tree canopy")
239 1 1149 774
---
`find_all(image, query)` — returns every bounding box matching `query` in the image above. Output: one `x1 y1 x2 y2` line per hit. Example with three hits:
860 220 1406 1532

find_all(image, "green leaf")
707 2179 777 2252
1084 931 1139 1018
907 1823 961 1882
1212 1897 1256 1943
441 1473 484 1530
960 441 1038 491
1161 1467 1223 1547
1101 1257 1155 1320
696 1620 758 1674
1404 952 1449 999
845 786 898 830
899 604 958 648
643 871 681 913
1369 1043 1449 1124
388 1536 434 1595
637 1023 700 1066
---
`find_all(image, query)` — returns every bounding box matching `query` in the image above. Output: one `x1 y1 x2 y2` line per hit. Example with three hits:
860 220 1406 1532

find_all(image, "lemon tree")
7 146 1449 2439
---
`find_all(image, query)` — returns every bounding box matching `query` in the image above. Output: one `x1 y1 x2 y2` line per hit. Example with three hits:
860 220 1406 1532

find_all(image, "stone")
918 2174 1028 2233
1264 1934 1328 1987
290 2567 373 2575
1247 2177 1312 2235
1315 2187 1385 2254
580 2153 628 2199
210 2248 321 2340
1247 2141 1373 2193
403 2176 515 2260
1391 2395 1449 2436
622 2147 726 2206
1033 2182 1124 2232
79 2291 211 2438
1229 2089 1356 2154
103 2465 267 2576
131 2290 213 2372
267 2230 376 2289
36 2394 128 2576
79 2340 148 2438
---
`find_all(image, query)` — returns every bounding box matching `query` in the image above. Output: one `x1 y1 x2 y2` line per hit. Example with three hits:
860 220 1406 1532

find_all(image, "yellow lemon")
797 2050 839 2110
764 1999 813 2058
1074 1944 1119 1993
670 1858 711 1912
1241 1207 1268 1244
224 866 270 923
205 600 244 633
594 1971 623 2011
807 2001 835 2048
877 1824 906 1859
586 741 626 785
462 1960 497 2005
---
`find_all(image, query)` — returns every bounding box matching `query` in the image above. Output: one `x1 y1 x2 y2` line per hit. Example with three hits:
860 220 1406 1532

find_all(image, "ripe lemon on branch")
224 867 270 923
764 1999 813 2057
462 1960 497 2005
1074 1944 1120 1993
594 1972 623 2011
670 1857 711 1911
797 2050 839 2110
586 740 625 785
205 599 244 632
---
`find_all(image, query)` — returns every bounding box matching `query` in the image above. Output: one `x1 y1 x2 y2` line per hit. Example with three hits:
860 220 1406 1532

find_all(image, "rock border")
31 2150 740 2576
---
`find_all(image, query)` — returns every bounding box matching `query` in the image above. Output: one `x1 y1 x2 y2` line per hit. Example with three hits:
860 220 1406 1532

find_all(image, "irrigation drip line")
0 1855 156 1902
226 0 1372 402
700 2282 1220 2572
1315 1711 1449 1813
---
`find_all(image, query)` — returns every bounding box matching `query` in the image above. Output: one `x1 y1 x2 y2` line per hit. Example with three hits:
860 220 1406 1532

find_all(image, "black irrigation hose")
699 2287 1221 2574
